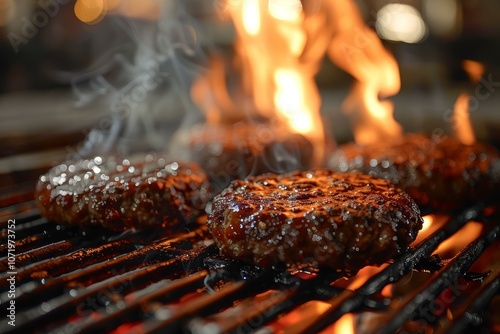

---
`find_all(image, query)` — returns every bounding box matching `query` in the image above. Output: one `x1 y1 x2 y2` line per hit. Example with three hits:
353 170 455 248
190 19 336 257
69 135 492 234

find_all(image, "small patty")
328 134 500 209
170 122 314 191
35 154 211 231
207 169 423 274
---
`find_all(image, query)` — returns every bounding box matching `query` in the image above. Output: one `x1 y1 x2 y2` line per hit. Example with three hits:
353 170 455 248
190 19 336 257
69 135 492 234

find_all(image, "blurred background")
1 0 500 177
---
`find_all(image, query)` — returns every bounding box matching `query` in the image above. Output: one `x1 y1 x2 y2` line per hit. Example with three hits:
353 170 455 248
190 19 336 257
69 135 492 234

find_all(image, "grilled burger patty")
208 169 423 274
328 134 500 209
35 154 211 231
170 122 314 191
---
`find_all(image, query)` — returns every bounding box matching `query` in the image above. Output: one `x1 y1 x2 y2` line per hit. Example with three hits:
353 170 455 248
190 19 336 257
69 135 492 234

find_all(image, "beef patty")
35 154 211 231
328 134 500 210
208 169 423 274
170 122 314 191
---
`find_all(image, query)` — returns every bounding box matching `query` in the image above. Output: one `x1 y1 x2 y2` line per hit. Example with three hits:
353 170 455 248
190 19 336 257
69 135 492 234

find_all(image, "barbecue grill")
2 1 500 332
1 165 499 334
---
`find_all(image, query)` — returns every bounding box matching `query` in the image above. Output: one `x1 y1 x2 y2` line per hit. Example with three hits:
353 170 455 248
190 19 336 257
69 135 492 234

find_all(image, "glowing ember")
322 313 356 334
346 265 387 290
266 301 356 334
381 284 393 298
266 300 330 332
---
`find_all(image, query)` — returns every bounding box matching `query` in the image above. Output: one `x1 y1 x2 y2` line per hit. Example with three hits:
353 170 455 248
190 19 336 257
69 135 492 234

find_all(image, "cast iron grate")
0 189 499 334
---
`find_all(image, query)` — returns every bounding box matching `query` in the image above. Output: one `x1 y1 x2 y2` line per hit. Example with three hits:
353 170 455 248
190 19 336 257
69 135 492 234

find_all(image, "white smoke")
68 0 208 160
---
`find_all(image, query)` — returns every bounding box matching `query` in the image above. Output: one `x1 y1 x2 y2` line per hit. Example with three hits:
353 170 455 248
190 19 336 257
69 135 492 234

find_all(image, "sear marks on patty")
207 169 423 274
328 133 500 210
35 154 211 231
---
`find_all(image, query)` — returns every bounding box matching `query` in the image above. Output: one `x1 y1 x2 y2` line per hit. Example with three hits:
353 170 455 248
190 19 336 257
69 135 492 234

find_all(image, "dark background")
1 0 500 93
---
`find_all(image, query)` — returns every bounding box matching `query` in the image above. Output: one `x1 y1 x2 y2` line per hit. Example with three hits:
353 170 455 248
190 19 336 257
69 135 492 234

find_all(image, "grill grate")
1 188 499 334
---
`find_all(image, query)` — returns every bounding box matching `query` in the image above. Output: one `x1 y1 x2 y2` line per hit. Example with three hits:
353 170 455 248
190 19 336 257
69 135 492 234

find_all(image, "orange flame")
452 60 484 145
196 0 405 161
452 93 475 145
463 59 485 84
434 221 483 259
321 313 356 334
411 214 449 246
346 265 387 290
205 0 327 165
192 0 328 165
264 300 356 333
191 57 238 125
266 300 330 332
325 0 402 144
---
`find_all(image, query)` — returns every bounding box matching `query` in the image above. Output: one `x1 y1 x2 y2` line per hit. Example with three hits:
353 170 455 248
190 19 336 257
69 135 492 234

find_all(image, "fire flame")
411 214 449 246
325 0 402 144
266 301 355 334
463 59 485 84
434 221 483 259
191 57 238 125
452 60 484 145
322 313 356 334
194 0 406 162
233 0 325 163
452 93 475 145
346 265 387 290
199 0 327 165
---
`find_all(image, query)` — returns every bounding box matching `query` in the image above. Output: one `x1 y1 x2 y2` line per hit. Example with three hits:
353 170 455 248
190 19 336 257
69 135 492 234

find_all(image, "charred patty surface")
328 134 500 209
208 169 423 274
35 154 211 231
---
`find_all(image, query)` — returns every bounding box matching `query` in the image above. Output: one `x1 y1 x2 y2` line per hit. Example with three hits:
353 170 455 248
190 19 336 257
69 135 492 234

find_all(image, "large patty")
328 134 500 209
35 154 211 231
207 169 423 274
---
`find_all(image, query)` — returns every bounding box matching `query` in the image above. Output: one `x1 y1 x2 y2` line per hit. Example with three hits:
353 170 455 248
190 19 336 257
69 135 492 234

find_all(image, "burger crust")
208 169 423 274
35 154 211 231
329 134 500 209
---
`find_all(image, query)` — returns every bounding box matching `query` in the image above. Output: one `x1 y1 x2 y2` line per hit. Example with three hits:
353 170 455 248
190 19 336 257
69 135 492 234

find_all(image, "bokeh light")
376 4 427 44
74 0 107 25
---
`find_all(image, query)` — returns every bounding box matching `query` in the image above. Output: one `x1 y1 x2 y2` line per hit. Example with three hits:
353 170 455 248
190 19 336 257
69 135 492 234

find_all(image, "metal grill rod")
371 223 499 334
1 245 218 334
436 271 500 334
141 269 285 334
76 271 212 334
10 226 207 309
292 201 490 334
